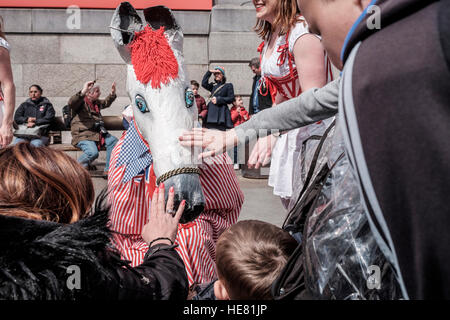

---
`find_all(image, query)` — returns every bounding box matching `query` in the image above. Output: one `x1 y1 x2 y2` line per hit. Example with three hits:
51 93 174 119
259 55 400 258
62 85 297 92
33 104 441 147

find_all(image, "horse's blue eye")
135 95 148 113
185 88 194 108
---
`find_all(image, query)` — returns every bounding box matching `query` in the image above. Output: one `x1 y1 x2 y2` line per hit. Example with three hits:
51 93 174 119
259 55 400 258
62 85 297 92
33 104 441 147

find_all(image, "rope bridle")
156 167 201 186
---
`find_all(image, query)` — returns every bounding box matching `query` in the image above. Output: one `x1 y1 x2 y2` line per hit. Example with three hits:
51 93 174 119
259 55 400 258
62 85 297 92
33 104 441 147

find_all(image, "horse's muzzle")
162 173 205 223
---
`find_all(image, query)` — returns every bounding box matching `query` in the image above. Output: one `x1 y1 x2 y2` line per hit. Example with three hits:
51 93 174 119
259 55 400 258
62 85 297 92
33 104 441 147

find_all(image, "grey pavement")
92 170 286 228
235 175 286 227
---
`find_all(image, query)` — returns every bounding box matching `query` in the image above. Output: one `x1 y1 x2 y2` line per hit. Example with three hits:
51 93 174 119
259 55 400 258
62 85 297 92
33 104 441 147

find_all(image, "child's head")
214 220 298 300
297 0 372 69
233 95 244 108
190 80 199 95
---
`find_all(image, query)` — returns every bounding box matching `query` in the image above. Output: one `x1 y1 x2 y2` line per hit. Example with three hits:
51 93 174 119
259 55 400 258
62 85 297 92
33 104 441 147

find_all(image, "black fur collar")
0 196 127 299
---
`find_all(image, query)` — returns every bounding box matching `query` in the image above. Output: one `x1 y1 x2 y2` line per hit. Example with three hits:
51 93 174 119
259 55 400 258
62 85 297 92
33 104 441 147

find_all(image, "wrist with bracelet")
148 237 174 248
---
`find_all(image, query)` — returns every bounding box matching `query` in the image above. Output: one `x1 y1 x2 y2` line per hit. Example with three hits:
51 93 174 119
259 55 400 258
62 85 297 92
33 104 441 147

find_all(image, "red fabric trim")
84 96 105 149
145 165 157 201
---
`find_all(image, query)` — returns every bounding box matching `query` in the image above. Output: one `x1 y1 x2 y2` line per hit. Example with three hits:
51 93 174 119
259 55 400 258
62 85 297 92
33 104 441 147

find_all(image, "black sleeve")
249 77 257 115
14 103 27 124
201 71 214 92
104 244 189 300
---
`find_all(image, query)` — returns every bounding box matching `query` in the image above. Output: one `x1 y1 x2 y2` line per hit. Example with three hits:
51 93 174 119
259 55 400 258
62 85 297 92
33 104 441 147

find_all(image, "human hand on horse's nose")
142 184 185 247
178 128 237 160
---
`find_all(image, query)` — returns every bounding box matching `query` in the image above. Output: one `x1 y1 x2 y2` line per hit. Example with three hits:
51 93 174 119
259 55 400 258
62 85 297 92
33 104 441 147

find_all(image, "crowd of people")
0 0 449 301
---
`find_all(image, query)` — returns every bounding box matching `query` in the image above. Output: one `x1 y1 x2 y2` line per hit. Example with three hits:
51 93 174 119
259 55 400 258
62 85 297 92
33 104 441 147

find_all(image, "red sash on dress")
257 31 334 104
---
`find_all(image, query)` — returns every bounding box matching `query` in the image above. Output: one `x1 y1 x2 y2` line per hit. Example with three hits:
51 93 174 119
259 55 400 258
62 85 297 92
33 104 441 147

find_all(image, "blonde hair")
253 0 302 40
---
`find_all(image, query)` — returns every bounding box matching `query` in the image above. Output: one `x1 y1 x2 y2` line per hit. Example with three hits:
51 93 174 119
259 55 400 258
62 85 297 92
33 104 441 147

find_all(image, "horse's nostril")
179 202 204 224
162 173 205 223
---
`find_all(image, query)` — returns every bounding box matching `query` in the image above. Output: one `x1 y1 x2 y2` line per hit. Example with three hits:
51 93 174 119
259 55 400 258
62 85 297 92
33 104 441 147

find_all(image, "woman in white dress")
0 16 15 148
248 0 332 206
179 0 333 207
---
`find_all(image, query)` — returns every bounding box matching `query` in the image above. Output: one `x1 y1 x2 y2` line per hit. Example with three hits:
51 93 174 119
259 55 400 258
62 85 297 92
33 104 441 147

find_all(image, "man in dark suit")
248 58 272 115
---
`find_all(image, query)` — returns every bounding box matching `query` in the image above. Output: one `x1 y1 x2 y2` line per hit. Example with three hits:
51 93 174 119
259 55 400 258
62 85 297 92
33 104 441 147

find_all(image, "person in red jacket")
230 95 250 127
191 80 207 126
230 95 250 169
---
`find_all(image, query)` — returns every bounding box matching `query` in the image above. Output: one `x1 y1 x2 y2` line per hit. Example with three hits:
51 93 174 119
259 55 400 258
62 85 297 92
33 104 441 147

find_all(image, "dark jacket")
68 91 116 146
249 75 272 115
14 97 56 135
201 71 234 129
191 281 217 300
0 206 188 300
341 0 450 299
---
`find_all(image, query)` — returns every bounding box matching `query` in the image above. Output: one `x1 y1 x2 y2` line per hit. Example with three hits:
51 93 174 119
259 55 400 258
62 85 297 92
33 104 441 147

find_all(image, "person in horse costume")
107 3 244 287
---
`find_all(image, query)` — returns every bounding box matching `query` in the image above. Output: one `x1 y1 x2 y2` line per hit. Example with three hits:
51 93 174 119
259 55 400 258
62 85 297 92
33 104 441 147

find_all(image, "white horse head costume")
110 2 205 222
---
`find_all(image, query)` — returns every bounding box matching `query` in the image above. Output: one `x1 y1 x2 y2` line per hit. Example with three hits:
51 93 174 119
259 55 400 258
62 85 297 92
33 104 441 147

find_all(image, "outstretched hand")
178 127 237 160
111 82 116 95
141 183 185 247
247 135 277 169
81 81 95 95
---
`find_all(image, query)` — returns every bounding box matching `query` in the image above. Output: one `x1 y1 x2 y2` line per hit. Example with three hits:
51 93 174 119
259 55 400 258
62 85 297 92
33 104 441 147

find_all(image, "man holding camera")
68 80 118 178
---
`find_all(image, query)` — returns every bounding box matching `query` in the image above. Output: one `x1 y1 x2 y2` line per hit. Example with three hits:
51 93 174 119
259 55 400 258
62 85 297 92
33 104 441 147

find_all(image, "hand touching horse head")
110 2 204 223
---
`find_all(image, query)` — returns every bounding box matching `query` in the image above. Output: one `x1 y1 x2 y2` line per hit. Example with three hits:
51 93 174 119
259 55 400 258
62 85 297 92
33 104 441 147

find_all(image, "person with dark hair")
192 220 297 300
0 15 15 148
13 84 55 147
191 80 207 124
248 57 272 115
0 143 189 300
201 66 234 131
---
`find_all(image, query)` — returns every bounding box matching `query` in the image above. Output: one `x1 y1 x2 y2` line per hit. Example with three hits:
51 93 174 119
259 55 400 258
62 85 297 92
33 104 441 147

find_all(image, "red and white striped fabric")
107 132 244 286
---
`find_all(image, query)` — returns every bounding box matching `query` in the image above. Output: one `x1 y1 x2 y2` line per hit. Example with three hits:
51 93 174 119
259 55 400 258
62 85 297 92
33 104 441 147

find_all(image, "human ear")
214 280 230 300
355 0 373 13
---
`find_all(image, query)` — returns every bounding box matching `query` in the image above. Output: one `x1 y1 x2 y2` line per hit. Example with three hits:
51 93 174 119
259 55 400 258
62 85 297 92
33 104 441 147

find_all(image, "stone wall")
1 1 260 119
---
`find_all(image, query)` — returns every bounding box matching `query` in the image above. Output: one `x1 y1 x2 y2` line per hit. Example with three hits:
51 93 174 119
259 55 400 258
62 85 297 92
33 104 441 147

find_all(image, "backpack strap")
283 119 336 229
205 83 226 104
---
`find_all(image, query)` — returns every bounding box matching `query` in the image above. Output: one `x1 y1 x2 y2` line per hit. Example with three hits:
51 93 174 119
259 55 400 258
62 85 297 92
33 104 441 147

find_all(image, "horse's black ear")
144 6 180 31
110 1 144 64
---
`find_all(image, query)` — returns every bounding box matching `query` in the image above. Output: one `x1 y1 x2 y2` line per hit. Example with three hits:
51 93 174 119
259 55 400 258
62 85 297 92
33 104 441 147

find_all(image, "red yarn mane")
129 26 179 89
